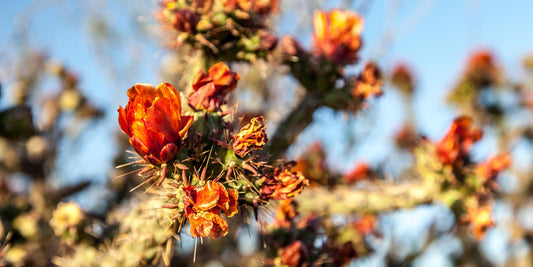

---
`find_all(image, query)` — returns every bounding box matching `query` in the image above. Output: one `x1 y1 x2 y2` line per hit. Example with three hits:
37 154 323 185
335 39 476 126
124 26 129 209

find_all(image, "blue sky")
2 0 533 265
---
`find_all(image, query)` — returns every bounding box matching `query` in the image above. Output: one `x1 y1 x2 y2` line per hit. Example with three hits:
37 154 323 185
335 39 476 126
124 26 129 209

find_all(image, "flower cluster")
263 199 377 266
278 8 381 115
415 116 511 240
158 0 278 61
118 62 308 241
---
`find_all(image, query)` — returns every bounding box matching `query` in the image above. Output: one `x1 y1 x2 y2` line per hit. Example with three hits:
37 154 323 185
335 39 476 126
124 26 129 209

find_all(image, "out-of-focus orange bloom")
313 9 363 65
352 62 382 99
293 142 327 185
260 168 309 200
435 116 483 165
476 153 511 182
281 35 306 58
329 242 357 266
352 214 377 235
189 62 240 112
273 169 308 200
232 116 268 157
223 0 279 15
391 63 415 94
394 124 419 150
464 50 500 87
158 1 203 33
183 181 239 238
259 30 279 51
273 199 298 228
280 241 309 267
171 9 199 33
344 162 371 184
465 204 494 240
118 83 193 165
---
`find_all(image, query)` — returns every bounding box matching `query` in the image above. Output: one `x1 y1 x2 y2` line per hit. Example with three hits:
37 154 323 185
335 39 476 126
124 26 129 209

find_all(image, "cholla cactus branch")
296 181 439 214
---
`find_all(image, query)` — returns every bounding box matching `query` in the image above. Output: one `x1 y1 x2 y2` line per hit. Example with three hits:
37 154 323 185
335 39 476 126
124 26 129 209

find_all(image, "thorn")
242 163 258 175
175 162 189 170
162 204 180 209
220 110 232 117
200 166 207 181
138 166 154 177
182 168 188 185
193 237 198 263
129 175 156 192
226 166 233 180
209 137 228 147
157 164 167 186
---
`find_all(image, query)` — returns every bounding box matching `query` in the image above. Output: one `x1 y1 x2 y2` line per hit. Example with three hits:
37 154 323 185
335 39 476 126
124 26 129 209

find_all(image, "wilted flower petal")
232 116 268 157
189 63 240 112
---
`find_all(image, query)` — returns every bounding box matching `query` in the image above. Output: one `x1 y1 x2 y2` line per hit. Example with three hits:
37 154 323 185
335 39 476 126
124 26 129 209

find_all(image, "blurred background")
2 0 533 266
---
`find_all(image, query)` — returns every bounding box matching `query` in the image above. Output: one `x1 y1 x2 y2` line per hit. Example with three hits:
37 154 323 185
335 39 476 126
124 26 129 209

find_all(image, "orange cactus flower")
274 169 308 199
464 50 500 87
352 62 383 99
352 214 377 235
293 142 328 185
183 181 239 238
477 153 512 182
280 241 309 267
261 168 309 200
344 162 371 184
465 204 494 240
232 116 268 157
118 83 193 165
435 116 483 165
394 124 418 150
189 62 240 112
273 199 298 229
313 9 364 65
391 63 415 94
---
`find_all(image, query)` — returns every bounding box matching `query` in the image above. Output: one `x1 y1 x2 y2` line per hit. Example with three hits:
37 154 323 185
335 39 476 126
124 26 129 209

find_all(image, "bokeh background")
2 0 533 266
